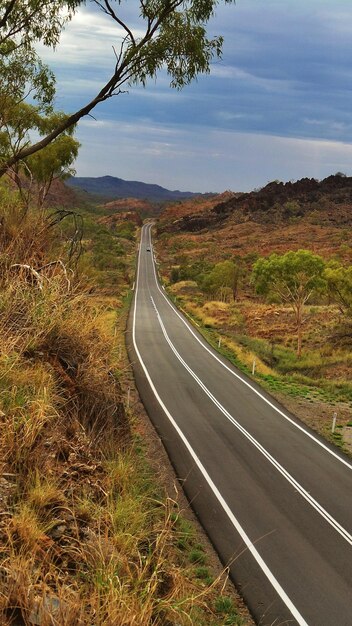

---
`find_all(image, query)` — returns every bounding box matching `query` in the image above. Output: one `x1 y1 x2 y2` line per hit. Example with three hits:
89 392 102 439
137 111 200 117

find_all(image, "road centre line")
144 224 352 471
133 238 309 626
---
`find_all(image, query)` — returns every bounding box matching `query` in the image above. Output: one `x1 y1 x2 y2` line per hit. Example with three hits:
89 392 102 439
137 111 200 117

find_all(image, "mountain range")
66 175 202 202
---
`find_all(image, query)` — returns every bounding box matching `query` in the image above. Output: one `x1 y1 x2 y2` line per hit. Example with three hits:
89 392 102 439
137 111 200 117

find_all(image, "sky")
38 0 352 193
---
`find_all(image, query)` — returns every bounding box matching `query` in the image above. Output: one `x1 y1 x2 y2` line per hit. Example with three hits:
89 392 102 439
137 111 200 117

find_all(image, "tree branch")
10 263 44 290
0 0 225 176
0 0 17 30
93 0 136 47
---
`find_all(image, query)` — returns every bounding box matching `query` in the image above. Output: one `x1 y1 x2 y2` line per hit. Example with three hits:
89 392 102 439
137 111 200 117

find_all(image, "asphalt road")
127 223 352 625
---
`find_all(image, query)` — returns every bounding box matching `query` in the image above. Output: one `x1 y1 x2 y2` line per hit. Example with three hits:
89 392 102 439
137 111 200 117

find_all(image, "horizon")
68 170 351 198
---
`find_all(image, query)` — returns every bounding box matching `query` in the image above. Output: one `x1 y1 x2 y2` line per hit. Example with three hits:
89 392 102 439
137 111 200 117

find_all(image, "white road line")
133 235 309 626
150 294 352 546
144 224 352 471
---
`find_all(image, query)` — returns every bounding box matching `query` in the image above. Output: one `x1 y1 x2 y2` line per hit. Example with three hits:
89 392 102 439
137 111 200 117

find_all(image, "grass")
214 596 245 625
189 548 207 565
0 189 250 626
172 292 352 407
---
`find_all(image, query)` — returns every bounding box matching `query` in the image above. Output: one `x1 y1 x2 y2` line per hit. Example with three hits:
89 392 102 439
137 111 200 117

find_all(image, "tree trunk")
232 264 240 302
296 304 303 358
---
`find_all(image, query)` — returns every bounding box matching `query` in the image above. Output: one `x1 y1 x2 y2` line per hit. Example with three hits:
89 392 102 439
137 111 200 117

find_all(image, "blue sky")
39 0 352 192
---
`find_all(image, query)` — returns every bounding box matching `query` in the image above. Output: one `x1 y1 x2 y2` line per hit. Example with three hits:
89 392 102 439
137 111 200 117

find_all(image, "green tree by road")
202 259 241 302
252 250 326 357
325 262 352 316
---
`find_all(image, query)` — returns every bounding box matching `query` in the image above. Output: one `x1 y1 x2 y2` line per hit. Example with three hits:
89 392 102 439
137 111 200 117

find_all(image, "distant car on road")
146 247 151 251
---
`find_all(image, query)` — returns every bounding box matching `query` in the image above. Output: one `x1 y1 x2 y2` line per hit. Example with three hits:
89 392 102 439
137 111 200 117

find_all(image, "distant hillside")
100 197 162 218
157 174 352 264
212 174 352 226
163 174 352 234
66 175 202 202
159 191 239 221
43 178 83 208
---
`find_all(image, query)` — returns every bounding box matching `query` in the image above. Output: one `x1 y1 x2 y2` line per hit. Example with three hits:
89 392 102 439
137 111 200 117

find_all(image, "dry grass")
0 193 249 626
221 336 275 376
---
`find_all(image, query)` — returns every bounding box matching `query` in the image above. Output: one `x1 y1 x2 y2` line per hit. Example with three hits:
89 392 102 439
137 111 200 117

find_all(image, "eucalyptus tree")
0 0 81 176
325 262 352 316
324 262 352 346
0 0 235 176
0 0 80 47
252 250 326 357
202 260 241 302
25 133 80 209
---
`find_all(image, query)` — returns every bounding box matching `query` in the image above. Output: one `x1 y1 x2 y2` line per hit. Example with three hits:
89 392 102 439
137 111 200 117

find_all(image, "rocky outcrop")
163 174 352 233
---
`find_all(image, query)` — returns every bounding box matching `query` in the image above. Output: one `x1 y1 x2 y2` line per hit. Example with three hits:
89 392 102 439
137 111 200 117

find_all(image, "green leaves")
129 1 233 89
252 250 326 357
252 250 326 301
26 134 80 183
325 262 352 316
201 259 239 301
0 0 82 48
0 0 81 124
0 0 82 169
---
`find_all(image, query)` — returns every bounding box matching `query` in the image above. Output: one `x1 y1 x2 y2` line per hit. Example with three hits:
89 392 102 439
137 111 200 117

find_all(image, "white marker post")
218 337 222 348
127 386 131 409
332 411 337 433
252 358 256 375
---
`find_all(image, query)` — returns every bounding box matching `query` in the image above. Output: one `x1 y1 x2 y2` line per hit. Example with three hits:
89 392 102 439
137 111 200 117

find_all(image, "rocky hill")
98 209 143 229
157 174 352 264
100 196 162 221
102 197 154 213
160 191 239 221
163 174 352 234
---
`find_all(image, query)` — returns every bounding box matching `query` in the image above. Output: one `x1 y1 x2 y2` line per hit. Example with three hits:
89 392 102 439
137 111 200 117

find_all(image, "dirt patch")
342 426 352 453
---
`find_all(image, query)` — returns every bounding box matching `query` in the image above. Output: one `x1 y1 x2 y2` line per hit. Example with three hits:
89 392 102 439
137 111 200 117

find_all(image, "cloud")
73 118 352 192
210 65 294 93
38 12 119 68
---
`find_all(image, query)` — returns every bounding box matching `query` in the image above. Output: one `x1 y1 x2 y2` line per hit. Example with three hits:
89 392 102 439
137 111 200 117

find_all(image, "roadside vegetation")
0 178 252 626
156 217 352 455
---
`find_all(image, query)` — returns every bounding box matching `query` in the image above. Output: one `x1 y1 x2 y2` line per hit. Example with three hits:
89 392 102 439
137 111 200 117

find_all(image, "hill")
164 174 352 231
158 174 352 262
99 196 162 221
67 175 203 202
159 190 239 221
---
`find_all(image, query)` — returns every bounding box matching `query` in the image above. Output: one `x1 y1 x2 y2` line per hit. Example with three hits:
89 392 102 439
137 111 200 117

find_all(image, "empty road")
127 223 352 625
